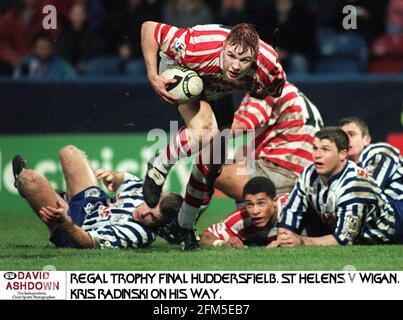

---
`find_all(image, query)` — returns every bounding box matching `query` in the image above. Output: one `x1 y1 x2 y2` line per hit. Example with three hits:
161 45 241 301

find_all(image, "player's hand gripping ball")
161 67 203 104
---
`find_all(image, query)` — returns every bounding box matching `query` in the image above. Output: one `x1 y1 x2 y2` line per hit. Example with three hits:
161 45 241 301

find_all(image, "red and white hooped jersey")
206 194 289 246
154 23 286 100
234 82 324 176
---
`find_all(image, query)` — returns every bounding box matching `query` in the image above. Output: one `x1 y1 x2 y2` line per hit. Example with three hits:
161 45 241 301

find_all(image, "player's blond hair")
226 23 260 58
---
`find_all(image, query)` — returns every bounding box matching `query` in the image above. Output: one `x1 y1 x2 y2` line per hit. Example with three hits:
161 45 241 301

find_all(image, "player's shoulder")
257 40 279 60
190 24 231 35
224 207 247 226
363 142 400 158
341 161 377 188
119 173 143 193
301 163 317 183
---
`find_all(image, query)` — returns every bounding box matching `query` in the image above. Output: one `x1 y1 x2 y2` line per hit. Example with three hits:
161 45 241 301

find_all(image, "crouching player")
276 127 403 246
200 176 288 248
339 116 403 241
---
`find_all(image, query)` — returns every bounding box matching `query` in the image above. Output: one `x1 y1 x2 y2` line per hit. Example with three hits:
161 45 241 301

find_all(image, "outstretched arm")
277 228 339 247
141 21 178 104
200 229 221 247
39 201 93 248
200 230 245 247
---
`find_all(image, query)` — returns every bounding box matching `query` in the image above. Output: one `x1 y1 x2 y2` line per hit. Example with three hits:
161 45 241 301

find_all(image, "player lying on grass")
276 127 403 246
12 145 183 249
200 176 288 248
141 21 286 250
339 116 403 234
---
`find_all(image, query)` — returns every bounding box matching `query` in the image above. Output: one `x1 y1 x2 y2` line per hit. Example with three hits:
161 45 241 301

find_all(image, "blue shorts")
391 198 403 244
49 187 108 248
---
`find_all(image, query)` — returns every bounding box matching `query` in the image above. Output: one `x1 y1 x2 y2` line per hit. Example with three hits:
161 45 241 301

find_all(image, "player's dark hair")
315 127 350 152
242 176 276 200
338 116 370 136
226 23 259 57
159 192 183 226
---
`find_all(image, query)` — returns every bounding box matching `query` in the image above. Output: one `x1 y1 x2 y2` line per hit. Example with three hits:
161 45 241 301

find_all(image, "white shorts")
251 159 297 195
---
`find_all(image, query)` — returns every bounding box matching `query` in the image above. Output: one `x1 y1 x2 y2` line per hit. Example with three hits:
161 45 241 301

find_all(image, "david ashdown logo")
5 272 59 290
4 272 17 280
2 271 62 300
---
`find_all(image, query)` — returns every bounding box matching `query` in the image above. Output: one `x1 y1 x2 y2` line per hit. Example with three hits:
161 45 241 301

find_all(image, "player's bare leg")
59 145 99 200
214 162 249 202
144 100 218 208
12 155 67 231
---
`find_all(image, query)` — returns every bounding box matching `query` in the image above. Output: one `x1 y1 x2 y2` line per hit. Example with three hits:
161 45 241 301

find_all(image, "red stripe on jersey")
234 114 252 129
184 29 191 45
179 127 192 155
277 120 304 129
224 208 246 232
262 147 313 160
277 91 299 107
166 145 172 161
262 157 305 174
270 133 314 144
189 175 210 192
167 28 187 59
279 104 302 116
263 95 276 107
212 224 226 240
255 127 272 147
154 23 163 43
159 24 175 43
242 100 270 123
255 62 270 85
236 110 260 129
191 29 230 38
186 41 223 53
260 41 278 58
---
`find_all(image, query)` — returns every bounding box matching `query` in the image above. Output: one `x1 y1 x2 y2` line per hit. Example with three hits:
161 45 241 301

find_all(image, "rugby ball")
160 67 203 103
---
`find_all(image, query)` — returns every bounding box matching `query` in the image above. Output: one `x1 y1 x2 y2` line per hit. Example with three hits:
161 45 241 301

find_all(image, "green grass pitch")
1 198 402 271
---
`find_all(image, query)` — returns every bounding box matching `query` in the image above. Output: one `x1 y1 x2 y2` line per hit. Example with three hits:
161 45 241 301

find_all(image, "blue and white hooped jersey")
358 143 403 202
81 173 156 249
278 161 396 244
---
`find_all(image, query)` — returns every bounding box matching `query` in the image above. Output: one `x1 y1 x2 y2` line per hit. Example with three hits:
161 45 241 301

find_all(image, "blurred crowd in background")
0 0 402 79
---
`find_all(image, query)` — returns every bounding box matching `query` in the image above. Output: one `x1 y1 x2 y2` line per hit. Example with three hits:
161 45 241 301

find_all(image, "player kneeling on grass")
12 145 183 249
199 177 288 248
276 127 403 246
338 116 403 222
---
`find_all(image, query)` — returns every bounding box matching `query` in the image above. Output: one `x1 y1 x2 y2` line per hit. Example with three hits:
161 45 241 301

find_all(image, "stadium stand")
316 29 368 73
368 34 403 73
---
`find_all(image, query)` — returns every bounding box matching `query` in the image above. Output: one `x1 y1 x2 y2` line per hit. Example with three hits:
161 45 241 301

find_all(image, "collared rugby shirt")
155 23 286 100
234 82 323 176
81 173 156 249
278 161 396 244
358 143 403 202
207 194 288 246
